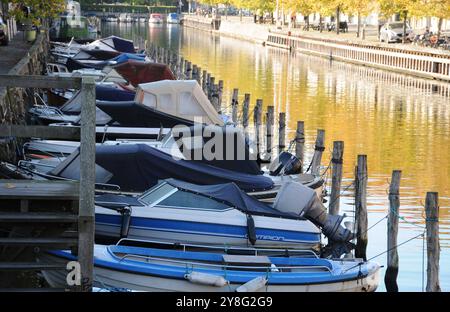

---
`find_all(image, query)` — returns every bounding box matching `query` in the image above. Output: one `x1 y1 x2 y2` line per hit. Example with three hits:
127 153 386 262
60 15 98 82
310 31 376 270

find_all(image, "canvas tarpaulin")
52 144 274 193
113 60 176 87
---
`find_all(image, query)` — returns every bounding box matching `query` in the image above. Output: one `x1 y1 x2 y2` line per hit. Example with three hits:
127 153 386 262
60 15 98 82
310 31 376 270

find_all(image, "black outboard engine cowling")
268 152 302 176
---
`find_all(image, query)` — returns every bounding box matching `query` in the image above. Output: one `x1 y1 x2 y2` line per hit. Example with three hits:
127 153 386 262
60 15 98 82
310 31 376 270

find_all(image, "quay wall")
182 15 450 82
0 32 49 163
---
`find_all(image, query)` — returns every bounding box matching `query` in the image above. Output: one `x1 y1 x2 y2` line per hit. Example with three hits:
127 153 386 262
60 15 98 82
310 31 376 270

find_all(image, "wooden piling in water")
202 70 207 91
385 170 401 292
310 130 325 175
242 93 250 128
278 112 286 152
218 80 224 109
425 192 441 292
329 141 344 215
254 99 263 158
265 106 274 155
195 66 202 84
231 88 239 123
355 154 368 261
208 76 215 102
192 64 198 81
211 83 220 112
164 49 169 65
185 61 192 79
179 56 184 80
205 73 211 97
295 121 305 173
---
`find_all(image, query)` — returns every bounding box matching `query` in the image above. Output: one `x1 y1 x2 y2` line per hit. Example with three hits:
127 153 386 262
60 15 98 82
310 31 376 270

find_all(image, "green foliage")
9 0 66 26
223 0 450 20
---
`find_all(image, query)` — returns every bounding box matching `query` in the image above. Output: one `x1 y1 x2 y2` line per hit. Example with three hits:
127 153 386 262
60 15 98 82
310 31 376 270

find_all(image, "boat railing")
116 253 333 273
31 105 66 119
116 238 319 258
18 159 58 170
22 143 67 161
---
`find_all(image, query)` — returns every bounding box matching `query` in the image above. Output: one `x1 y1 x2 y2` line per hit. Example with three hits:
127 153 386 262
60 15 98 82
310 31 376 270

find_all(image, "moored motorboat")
148 13 163 24
40 243 380 292
93 178 352 247
167 13 180 24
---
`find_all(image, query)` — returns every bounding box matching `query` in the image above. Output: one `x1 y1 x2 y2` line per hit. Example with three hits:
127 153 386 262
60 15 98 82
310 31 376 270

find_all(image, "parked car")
380 22 414 43
0 16 9 46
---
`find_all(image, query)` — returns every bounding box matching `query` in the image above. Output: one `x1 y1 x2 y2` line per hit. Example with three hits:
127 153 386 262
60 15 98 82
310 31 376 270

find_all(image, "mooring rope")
342 231 425 273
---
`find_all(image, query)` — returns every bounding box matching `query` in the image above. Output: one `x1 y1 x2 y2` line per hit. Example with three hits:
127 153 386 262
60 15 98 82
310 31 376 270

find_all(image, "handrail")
116 253 333 273
116 238 319 258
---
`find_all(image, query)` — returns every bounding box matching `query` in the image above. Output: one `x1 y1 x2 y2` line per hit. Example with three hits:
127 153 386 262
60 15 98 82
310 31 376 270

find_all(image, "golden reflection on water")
100 22 450 290
102 22 449 234
179 28 449 214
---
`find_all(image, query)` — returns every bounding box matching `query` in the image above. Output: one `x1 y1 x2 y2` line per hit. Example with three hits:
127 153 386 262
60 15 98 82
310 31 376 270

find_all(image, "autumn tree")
344 0 377 37
9 0 66 27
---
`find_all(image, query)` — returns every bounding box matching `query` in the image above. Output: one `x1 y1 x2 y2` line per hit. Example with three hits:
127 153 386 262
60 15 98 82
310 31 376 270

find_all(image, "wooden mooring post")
425 192 441 292
208 76 216 108
185 61 192 79
355 155 368 261
192 64 198 81
254 99 263 158
278 112 286 152
218 80 224 109
265 106 274 155
385 170 401 292
310 129 325 175
178 56 184 80
202 70 207 91
242 93 250 129
329 141 344 215
295 121 305 172
231 88 239 123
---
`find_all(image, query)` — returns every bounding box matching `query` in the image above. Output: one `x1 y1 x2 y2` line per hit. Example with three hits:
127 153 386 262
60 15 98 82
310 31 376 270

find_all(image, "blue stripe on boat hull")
95 213 320 244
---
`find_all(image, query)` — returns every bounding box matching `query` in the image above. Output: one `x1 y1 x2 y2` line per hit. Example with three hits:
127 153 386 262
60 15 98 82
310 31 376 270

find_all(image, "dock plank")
0 180 79 200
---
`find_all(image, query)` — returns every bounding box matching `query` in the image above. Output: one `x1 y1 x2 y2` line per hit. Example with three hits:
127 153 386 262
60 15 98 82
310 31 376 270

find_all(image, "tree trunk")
402 11 407 44
357 13 361 38
336 6 340 35
306 15 310 31
319 14 322 33
362 20 366 40
437 17 443 40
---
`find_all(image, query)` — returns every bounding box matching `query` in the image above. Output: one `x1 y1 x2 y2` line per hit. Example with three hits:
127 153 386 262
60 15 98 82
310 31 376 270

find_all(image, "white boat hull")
40 253 380 292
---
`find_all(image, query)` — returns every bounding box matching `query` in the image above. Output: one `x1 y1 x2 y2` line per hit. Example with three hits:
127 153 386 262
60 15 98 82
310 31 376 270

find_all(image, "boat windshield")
139 182 231 210
139 182 176 205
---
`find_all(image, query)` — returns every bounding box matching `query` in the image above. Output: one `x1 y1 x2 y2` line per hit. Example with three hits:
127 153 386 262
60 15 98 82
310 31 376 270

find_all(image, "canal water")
101 22 449 291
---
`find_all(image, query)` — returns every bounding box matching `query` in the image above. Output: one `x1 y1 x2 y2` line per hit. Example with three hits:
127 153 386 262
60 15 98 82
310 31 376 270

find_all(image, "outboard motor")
272 181 354 242
268 152 302 176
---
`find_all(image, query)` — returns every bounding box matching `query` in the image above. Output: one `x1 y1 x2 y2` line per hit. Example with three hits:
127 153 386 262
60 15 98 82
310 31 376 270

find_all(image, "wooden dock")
0 74 96 291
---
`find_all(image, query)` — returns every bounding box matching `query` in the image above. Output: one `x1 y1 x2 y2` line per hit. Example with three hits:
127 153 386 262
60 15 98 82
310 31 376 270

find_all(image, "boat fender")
120 206 132 238
235 276 267 292
184 272 229 287
246 214 257 245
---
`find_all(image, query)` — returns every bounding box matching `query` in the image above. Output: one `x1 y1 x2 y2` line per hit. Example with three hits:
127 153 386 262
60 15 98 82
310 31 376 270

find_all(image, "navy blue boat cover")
54 144 273 192
96 101 195 128
104 36 135 53
164 179 299 219
96 85 135 102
